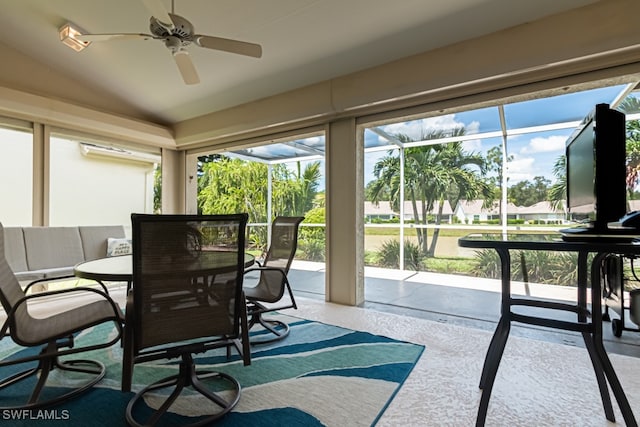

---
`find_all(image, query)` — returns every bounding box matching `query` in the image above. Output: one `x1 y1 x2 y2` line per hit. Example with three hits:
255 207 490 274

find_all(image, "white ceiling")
0 0 597 125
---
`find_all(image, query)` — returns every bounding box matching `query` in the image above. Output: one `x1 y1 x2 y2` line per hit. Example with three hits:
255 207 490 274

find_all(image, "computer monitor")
565 103 626 233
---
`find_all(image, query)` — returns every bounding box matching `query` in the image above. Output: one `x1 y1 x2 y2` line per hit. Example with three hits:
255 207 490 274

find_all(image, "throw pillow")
107 237 132 257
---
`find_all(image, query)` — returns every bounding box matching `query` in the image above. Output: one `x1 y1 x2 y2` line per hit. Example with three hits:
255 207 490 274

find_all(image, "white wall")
48 136 156 229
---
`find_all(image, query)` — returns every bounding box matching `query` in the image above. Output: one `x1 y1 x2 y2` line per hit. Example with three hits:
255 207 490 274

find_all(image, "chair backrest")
130 213 248 354
0 223 31 341
263 216 304 273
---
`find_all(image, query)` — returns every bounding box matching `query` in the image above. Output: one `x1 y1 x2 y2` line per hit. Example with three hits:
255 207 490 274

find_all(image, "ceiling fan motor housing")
149 13 194 40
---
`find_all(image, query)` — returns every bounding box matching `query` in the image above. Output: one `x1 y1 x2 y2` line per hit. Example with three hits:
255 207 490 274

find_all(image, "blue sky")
267 82 637 193
363 84 633 186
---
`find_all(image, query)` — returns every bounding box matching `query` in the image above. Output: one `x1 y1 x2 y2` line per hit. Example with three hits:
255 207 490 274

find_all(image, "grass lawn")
422 256 476 275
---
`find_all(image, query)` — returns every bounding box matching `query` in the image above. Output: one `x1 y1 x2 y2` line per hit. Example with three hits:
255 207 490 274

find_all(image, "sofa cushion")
3 227 28 273
23 227 85 271
79 225 126 261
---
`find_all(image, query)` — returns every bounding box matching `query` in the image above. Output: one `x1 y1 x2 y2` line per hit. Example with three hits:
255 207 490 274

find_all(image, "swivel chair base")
247 302 291 344
0 356 105 410
125 353 241 427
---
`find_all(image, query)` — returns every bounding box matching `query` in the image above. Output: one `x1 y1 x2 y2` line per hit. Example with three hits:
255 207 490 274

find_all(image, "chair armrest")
24 275 76 294
24 275 110 295
7 286 123 326
244 266 286 275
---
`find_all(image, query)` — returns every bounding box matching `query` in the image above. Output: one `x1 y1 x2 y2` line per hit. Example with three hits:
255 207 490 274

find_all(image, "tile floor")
7 266 640 426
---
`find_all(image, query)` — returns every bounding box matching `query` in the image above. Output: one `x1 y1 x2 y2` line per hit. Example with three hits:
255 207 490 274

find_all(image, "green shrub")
364 250 379 265
376 239 423 271
472 248 592 286
298 239 325 262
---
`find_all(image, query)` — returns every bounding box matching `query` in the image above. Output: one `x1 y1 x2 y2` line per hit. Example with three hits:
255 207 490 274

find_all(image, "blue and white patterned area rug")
0 315 424 426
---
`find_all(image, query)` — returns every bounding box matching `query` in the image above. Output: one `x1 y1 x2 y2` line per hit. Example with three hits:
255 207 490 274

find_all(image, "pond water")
364 234 477 258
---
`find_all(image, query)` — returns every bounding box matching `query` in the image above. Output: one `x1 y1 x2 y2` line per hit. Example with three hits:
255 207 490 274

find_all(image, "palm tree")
484 146 513 224
368 128 493 257
548 154 566 213
619 97 640 199
419 141 493 256
198 156 322 220
293 161 322 215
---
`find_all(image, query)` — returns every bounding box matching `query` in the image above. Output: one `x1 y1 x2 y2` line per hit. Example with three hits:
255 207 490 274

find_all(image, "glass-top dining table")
74 253 256 290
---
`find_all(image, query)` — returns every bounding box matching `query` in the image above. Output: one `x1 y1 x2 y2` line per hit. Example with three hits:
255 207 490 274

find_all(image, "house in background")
454 200 567 224
454 200 503 224
514 201 566 224
364 201 454 223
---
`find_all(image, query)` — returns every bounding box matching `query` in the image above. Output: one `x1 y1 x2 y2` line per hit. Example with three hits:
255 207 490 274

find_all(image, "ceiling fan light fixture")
59 22 91 52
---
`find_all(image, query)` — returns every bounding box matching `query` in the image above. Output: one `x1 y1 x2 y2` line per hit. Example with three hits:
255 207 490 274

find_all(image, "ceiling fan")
77 0 262 85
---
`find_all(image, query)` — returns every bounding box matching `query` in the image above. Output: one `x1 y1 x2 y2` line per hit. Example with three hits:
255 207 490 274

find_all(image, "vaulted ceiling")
0 0 597 126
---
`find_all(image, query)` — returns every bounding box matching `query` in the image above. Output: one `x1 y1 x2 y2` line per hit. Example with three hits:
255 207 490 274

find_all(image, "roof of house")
364 200 454 216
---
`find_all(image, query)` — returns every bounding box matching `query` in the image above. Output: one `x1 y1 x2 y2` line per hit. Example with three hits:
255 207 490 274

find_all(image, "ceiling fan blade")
195 35 262 58
140 0 174 28
77 33 155 42
173 50 200 85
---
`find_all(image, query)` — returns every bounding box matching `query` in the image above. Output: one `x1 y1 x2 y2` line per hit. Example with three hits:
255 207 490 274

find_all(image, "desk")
458 233 640 427
74 253 255 286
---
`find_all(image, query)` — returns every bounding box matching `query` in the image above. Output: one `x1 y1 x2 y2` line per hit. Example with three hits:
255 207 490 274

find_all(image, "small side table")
458 233 639 427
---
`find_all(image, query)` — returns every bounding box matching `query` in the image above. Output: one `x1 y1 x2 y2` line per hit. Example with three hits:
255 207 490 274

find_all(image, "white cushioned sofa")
3 225 126 283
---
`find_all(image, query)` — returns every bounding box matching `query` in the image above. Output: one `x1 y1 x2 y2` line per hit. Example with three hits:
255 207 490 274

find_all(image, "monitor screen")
565 103 626 231
566 119 596 218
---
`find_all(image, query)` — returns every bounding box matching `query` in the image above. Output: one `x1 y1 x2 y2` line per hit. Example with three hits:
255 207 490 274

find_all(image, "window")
361 81 639 280
196 134 327 288
0 125 33 226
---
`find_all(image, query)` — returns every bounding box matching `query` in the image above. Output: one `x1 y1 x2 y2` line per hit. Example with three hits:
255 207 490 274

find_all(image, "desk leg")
581 331 615 421
595 344 637 427
591 254 637 427
576 251 615 421
479 317 510 389
477 316 510 426
477 248 512 426
593 339 637 426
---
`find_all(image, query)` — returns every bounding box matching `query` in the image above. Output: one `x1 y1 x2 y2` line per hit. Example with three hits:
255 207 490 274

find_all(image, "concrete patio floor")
287 260 640 358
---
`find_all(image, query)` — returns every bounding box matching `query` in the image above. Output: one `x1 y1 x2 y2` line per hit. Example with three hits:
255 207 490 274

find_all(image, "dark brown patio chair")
0 222 123 410
244 216 304 344
122 213 251 427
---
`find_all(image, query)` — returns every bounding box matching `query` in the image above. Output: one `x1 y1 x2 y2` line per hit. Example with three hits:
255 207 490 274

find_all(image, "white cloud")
462 138 482 152
506 155 536 183
378 114 479 142
521 135 566 154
